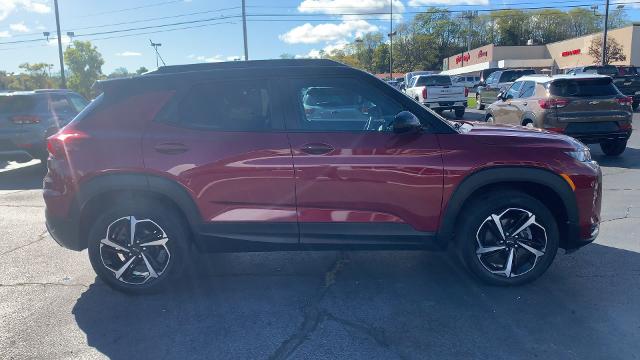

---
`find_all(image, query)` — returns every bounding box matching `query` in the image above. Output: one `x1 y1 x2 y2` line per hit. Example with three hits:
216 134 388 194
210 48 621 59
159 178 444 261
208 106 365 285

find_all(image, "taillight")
46 130 87 159
538 98 569 109
616 96 633 107
464 87 469 97
545 127 564 133
10 115 40 124
422 87 427 100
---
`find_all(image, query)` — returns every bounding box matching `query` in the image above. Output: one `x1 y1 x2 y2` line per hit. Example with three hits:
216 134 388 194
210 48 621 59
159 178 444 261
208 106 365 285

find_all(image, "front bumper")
45 209 84 251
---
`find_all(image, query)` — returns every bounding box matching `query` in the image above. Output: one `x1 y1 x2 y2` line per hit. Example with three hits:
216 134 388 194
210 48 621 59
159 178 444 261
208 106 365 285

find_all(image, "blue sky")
0 0 639 74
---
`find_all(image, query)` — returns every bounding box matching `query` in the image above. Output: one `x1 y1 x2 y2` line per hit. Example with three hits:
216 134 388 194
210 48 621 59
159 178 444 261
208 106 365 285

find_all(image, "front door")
282 76 444 244
143 78 298 244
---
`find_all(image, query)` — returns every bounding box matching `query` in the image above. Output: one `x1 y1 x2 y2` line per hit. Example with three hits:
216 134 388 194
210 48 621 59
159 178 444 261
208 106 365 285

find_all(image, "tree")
588 36 626 65
135 66 149 75
279 53 295 59
372 43 389 74
108 67 130 79
64 41 104 98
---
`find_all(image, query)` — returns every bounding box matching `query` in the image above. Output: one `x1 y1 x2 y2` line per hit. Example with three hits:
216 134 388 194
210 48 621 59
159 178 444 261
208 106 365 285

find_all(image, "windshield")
549 78 619 97
0 94 46 113
416 76 452 87
500 70 535 83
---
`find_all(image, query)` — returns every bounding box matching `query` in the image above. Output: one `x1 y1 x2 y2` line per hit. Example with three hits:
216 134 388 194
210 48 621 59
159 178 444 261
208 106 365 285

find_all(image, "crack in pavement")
601 206 636 223
0 230 49 257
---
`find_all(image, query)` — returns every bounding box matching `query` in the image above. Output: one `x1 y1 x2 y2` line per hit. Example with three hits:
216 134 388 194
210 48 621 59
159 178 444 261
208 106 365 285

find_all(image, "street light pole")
602 0 610 65
389 0 393 79
53 0 66 88
242 0 249 61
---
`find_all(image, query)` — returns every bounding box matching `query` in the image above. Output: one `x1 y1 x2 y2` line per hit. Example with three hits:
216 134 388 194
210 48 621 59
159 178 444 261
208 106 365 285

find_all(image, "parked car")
385 80 400 89
404 74 468 118
44 59 602 293
567 65 640 111
452 75 480 89
0 89 88 164
476 69 536 110
403 71 437 92
478 68 500 85
485 74 633 156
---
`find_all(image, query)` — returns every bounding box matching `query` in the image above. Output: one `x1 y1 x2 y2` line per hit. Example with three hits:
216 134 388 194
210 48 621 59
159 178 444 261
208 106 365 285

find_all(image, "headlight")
566 149 591 162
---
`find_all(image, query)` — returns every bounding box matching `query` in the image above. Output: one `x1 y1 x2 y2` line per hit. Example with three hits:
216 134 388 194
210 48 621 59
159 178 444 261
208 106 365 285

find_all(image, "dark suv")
567 65 640 111
0 90 88 163
44 60 602 293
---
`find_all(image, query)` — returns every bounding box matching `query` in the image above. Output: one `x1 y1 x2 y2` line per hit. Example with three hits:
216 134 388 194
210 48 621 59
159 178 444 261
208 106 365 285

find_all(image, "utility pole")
149 40 166 68
242 0 249 61
388 0 395 79
460 11 478 70
602 0 610 65
53 0 66 88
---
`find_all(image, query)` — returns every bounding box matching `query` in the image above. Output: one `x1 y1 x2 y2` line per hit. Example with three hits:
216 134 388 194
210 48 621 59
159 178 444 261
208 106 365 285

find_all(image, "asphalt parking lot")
1 110 639 360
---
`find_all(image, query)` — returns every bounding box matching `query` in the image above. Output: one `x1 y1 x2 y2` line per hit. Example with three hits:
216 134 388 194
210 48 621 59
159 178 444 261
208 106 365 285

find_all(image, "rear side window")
178 80 271 131
416 76 451 87
584 66 617 76
0 94 47 113
549 78 619 97
68 95 89 112
49 95 75 115
500 70 534 83
617 67 638 76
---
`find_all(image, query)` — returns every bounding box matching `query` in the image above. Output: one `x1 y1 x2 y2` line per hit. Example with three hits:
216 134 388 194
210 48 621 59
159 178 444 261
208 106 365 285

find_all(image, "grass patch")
467 94 477 108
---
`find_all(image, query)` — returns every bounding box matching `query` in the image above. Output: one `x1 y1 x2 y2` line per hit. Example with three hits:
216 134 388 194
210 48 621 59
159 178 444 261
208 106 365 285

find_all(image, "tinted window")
49 95 75 115
68 95 89 112
506 82 523 98
416 76 451 87
293 78 402 132
178 80 272 131
485 73 498 84
0 94 47 113
617 67 638 76
584 66 617 76
549 78 619 97
500 70 534 83
519 81 536 98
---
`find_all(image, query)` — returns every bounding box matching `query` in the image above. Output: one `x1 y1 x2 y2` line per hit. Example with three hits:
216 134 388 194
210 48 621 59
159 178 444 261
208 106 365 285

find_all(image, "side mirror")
392 111 422 134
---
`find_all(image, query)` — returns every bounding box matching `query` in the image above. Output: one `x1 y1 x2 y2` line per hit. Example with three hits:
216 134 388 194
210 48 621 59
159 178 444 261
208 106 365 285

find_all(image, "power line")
79 0 186 17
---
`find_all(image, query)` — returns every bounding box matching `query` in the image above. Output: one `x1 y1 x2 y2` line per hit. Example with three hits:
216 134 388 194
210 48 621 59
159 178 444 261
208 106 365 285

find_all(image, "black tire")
454 108 465 119
455 190 559 286
486 115 494 124
600 139 627 156
87 199 191 294
476 95 485 110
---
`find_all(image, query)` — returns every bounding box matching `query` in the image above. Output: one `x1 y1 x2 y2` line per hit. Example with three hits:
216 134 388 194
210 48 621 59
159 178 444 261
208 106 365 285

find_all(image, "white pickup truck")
405 74 468 119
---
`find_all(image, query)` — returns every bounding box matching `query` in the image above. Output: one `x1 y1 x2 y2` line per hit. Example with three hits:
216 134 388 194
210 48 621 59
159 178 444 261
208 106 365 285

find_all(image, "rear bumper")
422 101 467 110
45 209 84 251
565 130 632 144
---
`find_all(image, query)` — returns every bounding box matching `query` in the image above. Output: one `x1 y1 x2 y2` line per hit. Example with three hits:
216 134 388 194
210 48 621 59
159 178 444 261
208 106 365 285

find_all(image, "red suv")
44 60 602 293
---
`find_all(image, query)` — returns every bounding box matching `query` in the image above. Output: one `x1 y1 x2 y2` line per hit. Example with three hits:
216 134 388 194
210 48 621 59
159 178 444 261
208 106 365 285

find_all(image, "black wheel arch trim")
75 173 203 225
437 166 579 246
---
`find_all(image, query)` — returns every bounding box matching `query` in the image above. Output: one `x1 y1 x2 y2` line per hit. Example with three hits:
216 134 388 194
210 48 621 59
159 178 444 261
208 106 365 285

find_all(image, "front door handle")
154 143 189 155
522 102 528 106
300 143 334 155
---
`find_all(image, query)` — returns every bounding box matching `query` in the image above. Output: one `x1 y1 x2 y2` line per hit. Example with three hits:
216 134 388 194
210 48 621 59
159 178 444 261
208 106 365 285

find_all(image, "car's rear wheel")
454 108 465 119
87 199 190 294
476 95 485 110
456 190 559 286
600 139 627 156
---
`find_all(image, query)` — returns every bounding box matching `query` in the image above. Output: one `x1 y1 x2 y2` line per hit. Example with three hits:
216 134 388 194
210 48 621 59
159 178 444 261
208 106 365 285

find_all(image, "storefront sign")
561 49 581 57
478 50 488 58
455 53 471 64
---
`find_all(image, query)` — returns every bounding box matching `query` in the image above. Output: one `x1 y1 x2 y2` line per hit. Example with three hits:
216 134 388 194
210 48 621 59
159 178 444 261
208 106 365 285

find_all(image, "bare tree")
588 36 627 65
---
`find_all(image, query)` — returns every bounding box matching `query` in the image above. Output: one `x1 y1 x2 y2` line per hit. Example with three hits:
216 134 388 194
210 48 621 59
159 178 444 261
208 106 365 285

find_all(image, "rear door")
143 77 298 243
549 77 629 128
282 75 444 244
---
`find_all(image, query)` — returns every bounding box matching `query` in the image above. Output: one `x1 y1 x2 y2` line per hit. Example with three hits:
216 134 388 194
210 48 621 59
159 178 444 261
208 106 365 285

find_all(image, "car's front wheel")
87 199 190 294
456 190 559 286
600 139 627 156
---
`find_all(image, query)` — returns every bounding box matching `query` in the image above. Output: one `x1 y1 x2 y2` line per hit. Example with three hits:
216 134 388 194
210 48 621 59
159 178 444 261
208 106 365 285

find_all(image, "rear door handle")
154 143 189 155
300 143 334 155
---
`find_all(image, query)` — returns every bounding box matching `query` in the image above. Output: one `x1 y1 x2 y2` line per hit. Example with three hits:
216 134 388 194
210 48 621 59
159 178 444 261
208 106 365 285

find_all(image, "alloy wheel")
475 208 547 278
99 216 171 285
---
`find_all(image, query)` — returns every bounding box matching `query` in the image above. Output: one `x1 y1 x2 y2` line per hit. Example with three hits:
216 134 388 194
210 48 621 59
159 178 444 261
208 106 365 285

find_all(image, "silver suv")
0 90 88 163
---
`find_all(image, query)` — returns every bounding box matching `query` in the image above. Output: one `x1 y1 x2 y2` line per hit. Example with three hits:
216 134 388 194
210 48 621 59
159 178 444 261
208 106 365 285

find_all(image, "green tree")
64 41 104 98
372 43 390 74
135 66 149 75
108 67 130 78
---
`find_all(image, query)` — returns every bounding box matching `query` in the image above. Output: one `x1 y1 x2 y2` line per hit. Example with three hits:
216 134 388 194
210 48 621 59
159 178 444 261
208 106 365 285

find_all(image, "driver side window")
291 78 402 132
506 81 523 99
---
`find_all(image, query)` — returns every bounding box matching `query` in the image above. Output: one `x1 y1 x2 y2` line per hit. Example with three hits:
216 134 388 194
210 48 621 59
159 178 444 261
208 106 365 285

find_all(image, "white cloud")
280 19 378 44
0 30 10 38
0 0 51 21
188 54 241 62
9 22 29 32
46 35 71 47
296 40 349 59
408 0 488 5
116 51 142 57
